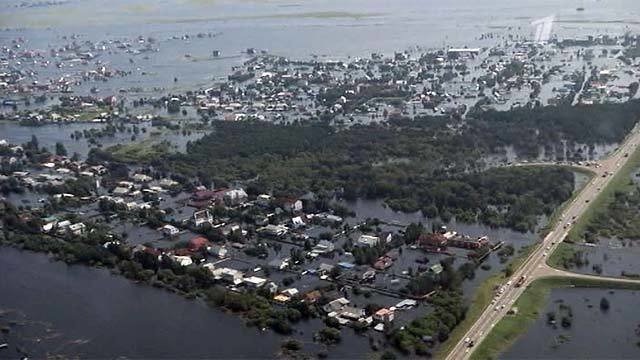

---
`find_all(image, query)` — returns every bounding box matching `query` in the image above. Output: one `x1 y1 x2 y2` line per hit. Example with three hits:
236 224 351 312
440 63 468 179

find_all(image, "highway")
446 124 640 360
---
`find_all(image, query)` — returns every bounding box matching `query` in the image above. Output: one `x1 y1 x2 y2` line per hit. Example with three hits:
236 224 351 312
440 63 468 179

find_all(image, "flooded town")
2 0 640 359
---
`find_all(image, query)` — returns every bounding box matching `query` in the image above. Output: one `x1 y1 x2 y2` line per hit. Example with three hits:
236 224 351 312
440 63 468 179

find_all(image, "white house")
357 234 380 247
162 224 180 237
283 199 303 213
68 222 86 236
243 276 267 288
132 173 153 183
193 209 213 227
224 189 248 205
171 255 193 267
207 245 228 259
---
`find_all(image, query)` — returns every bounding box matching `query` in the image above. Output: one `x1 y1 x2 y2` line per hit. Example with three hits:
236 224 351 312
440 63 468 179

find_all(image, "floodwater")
1 0 639 94
0 246 374 359
502 287 640 359
0 121 205 159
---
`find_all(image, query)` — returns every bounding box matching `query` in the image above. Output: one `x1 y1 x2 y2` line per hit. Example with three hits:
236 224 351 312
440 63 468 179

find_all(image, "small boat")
576 7 585 11
0 343 8 349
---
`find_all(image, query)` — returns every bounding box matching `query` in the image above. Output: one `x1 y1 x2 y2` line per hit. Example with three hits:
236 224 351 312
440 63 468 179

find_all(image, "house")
171 255 193 267
256 280 274 294
90 165 107 175
213 267 244 285
188 236 210 251
337 262 355 270
313 240 335 254
132 173 152 183
273 294 292 303
112 186 130 196
303 290 322 304
395 299 417 310
429 263 443 275
207 245 228 258
159 178 179 187
373 256 394 270
315 213 343 224
243 276 267 288
374 308 395 323
258 224 288 237
283 198 303 213
281 288 299 297
357 234 380 247
42 221 57 233
256 194 272 207
361 268 377 282
192 189 227 203
193 209 213 227
68 222 86 236
268 258 290 270
56 220 71 234
224 189 248 205
323 297 350 313
380 231 393 244
339 306 365 321
420 233 448 247
291 216 306 229
41 216 58 233
162 224 180 237
318 263 335 275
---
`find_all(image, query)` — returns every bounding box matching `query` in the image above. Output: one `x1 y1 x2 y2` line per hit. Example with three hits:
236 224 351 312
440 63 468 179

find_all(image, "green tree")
55 142 68 156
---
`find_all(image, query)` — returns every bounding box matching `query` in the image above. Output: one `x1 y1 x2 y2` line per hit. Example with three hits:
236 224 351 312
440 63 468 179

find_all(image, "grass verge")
470 276 640 360
546 242 578 270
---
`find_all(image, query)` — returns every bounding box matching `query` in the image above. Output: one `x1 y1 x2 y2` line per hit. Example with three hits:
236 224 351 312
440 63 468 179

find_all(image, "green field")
107 139 171 163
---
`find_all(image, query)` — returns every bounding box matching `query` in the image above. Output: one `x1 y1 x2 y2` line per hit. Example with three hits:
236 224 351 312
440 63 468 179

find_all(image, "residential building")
188 236 210 251
224 189 248 205
162 224 180 237
171 255 193 267
68 222 86 236
243 276 267 288
283 198 303 213
374 308 395 323
357 234 380 247
193 209 213 227
207 245 228 258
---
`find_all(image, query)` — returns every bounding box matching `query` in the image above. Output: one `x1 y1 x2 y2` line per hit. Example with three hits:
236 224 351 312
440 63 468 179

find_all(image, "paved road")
446 125 640 360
